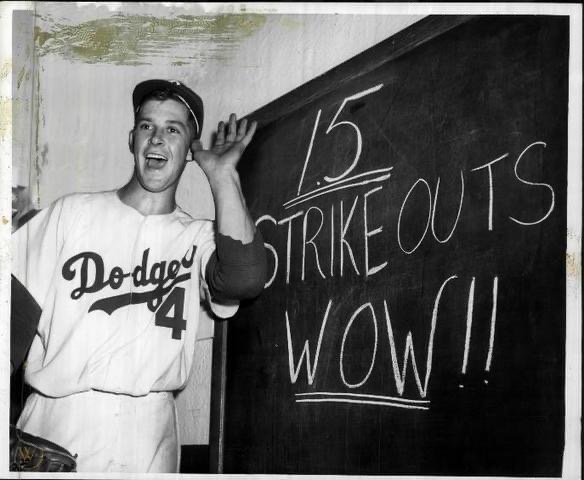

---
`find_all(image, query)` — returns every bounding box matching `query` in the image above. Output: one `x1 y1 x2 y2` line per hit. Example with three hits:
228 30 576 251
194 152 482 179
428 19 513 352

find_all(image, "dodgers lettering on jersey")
64 246 194 316
12 191 238 397
62 245 197 339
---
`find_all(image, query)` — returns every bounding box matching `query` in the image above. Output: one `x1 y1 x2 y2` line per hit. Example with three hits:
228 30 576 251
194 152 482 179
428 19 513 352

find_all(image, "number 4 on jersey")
155 287 187 340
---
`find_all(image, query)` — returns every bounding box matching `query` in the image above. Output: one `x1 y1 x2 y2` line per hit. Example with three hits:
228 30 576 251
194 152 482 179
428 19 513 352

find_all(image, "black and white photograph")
0 2 581 478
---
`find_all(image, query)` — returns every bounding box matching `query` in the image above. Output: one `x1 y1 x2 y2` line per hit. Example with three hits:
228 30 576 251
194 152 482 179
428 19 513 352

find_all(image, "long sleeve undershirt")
205 229 267 302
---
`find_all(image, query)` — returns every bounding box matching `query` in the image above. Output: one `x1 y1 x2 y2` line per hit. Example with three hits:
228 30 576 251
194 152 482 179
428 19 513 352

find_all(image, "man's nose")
149 128 164 145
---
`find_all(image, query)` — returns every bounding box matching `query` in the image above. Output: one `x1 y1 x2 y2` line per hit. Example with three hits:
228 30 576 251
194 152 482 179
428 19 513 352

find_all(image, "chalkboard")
211 15 568 476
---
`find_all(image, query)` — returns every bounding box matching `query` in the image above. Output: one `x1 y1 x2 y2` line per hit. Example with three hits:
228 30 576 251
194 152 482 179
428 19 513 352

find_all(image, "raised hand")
191 113 257 178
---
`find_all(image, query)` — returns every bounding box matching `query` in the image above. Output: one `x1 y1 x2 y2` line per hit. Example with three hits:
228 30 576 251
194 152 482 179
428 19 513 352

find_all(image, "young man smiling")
12 79 267 473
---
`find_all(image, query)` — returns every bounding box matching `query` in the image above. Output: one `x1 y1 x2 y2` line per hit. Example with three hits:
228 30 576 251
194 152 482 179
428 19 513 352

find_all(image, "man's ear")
128 130 134 154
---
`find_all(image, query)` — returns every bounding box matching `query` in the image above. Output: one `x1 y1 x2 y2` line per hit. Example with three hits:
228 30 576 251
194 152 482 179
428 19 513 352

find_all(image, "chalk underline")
295 392 430 410
284 167 393 209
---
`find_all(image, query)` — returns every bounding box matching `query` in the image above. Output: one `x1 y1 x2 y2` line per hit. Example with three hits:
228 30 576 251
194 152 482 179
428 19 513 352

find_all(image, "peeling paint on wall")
33 72 42 208
279 17 304 29
34 14 266 66
16 66 31 90
0 97 11 142
0 61 11 80
39 143 49 167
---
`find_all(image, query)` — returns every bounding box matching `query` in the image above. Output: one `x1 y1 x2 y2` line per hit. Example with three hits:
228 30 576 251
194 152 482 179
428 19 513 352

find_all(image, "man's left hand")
191 113 257 178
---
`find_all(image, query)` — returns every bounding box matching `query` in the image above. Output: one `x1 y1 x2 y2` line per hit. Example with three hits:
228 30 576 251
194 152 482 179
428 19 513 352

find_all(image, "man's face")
129 98 194 194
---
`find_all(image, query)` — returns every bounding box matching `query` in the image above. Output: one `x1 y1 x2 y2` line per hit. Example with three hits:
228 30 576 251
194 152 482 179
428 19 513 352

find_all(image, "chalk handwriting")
431 171 465 243
302 207 326 281
260 141 555 287
509 141 555 226
339 302 379 388
296 83 385 197
470 153 509 231
295 392 430 410
485 276 499 380
285 167 392 210
285 275 460 400
461 277 476 377
286 300 332 385
364 186 387 276
256 214 279 288
258 89 555 411
397 178 432 254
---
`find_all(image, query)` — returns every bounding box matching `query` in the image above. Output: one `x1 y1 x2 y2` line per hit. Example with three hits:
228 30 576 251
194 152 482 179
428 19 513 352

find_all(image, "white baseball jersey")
12 190 237 397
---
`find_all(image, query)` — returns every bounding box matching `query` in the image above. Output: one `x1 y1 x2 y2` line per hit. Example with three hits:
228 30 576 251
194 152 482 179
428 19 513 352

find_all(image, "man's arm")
193 114 267 300
193 114 257 242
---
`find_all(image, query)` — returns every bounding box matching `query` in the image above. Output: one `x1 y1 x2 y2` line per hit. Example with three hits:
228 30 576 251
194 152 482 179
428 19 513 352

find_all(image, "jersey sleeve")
205 231 267 300
197 222 239 319
12 196 70 307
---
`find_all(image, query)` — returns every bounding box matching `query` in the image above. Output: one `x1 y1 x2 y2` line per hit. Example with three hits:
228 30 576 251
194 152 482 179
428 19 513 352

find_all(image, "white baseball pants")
17 389 180 473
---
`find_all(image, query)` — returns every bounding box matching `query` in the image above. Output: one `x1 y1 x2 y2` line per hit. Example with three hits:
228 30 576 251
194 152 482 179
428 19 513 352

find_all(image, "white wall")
21 3 423 445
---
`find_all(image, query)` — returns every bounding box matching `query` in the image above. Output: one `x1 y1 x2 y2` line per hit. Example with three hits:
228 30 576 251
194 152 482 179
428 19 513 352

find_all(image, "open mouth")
145 152 168 169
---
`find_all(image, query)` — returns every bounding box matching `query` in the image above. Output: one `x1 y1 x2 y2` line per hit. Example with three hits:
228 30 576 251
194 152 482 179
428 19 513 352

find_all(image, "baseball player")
11 79 267 473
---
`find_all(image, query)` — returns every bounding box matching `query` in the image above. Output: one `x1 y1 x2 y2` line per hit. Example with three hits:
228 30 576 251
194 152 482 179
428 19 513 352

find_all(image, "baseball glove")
9 424 78 472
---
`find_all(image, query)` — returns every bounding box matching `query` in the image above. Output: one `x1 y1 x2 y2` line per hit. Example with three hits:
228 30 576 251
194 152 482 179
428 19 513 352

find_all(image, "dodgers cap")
133 79 204 139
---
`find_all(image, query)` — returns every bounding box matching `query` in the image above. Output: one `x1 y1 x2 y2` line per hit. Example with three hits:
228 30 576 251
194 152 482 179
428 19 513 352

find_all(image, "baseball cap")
132 79 204 138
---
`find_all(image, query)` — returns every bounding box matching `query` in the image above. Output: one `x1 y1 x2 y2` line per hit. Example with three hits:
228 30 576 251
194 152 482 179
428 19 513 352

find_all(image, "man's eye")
168 127 180 134
139 123 151 130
